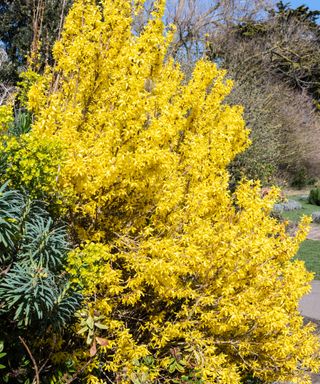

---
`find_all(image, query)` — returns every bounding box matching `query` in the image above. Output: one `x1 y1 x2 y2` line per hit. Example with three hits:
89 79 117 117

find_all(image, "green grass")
281 195 320 222
295 239 320 279
280 194 320 278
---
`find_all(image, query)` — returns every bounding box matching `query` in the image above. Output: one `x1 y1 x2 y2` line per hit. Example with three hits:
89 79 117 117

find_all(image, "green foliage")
0 184 23 257
0 182 80 329
8 110 32 136
47 359 76 384
2 354 32 383
1 263 80 329
22 217 70 269
274 2 320 27
291 168 311 189
0 102 62 202
0 341 6 370
17 70 41 108
0 180 81 383
309 188 320 206
0 109 29 191
0 127 64 201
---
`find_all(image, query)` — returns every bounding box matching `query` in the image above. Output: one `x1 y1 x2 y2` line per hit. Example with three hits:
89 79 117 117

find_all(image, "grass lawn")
281 195 320 222
295 239 320 279
280 194 320 278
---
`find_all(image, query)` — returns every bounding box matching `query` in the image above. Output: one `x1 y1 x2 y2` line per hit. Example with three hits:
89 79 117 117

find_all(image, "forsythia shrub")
18 0 320 382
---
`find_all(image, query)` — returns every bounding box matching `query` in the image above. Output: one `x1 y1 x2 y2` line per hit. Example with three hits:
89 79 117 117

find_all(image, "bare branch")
19 336 40 384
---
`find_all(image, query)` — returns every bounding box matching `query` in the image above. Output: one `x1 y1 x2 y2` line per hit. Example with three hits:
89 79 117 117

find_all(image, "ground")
279 189 320 383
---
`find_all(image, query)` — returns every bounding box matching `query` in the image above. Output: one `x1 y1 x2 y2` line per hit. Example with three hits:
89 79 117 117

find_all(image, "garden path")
298 281 320 383
300 281 320 320
282 190 320 382
307 224 320 240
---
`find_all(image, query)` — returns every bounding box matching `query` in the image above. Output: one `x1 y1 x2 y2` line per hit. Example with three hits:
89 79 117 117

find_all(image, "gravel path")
307 224 320 240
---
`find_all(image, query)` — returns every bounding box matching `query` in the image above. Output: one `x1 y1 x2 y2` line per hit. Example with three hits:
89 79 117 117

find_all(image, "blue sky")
288 0 320 10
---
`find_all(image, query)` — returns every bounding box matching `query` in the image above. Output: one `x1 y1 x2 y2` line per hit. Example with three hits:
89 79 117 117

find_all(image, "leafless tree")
133 0 274 64
165 0 274 62
0 48 15 105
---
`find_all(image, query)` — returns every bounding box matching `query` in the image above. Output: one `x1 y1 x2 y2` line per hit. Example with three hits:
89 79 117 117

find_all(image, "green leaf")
175 363 185 373
86 316 94 330
95 322 108 330
78 326 88 334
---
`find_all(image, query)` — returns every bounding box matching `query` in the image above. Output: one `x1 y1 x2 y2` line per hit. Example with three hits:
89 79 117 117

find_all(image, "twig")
64 358 93 384
58 0 67 41
18 336 40 384
38 357 50 375
0 264 11 276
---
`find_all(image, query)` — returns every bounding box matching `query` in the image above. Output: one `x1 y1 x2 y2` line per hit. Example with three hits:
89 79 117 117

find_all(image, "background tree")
158 1 320 186
165 0 273 61
226 77 320 187
0 0 73 84
211 2 320 101
204 1 320 185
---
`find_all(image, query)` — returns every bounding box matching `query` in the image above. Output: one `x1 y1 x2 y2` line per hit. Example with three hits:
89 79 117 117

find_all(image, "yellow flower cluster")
0 104 14 130
19 0 320 382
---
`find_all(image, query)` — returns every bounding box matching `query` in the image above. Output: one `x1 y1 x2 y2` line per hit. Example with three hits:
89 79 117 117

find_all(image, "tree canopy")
0 0 72 84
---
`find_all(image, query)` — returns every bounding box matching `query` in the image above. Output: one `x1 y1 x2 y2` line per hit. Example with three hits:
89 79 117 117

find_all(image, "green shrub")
0 182 81 382
308 187 320 206
0 182 80 329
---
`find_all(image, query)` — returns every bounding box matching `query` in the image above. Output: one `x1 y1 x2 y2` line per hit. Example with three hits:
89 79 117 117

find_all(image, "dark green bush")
0 182 81 383
308 187 320 206
290 167 315 189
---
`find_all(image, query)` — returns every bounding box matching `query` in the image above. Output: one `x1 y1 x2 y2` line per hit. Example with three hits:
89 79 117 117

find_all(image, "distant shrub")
284 200 302 211
312 212 320 224
273 200 302 212
308 188 320 206
290 168 310 189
